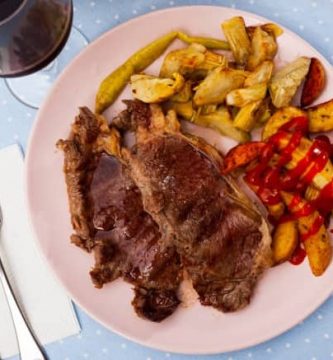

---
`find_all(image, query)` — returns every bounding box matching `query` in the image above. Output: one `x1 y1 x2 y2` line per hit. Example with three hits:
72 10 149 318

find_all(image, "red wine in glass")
0 0 88 108
0 0 74 77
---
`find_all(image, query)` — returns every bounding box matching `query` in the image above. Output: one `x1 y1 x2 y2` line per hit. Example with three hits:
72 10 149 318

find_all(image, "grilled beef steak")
58 108 182 322
118 101 272 312
58 102 272 321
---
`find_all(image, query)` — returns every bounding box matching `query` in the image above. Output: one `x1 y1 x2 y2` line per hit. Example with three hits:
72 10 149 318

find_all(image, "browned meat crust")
58 102 271 320
58 108 182 322
56 107 101 251
120 101 272 312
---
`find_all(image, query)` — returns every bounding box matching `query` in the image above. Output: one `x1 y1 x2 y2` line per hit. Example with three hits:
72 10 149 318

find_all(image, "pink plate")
25 6 333 354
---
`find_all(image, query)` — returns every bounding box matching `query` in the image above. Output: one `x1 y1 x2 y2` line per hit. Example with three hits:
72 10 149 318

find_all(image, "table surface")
2 0 333 359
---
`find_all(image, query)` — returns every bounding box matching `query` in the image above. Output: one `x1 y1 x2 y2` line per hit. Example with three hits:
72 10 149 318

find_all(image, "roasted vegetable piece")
164 100 194 120
244 61 274 87
246 182 286 219
96 31 179 113
271 133 333 191
281 192 332 276
222 141 266 174
307 99 333 133
233 100 262 132
267 202 285 220
130 73 185 103
247 27 277 71
177 31 230 50
193 106 250 143
221 16 251 66
272 220 298 264
269 57 311 108
198 104 218 115
301 58 326 107
226 83 267 107
262 106 306 140
96 31 229 113
160 43 227 78
305 185 320 202
193 67 247 106
95 61 134 114
247 23 284 39
255 97 272 124
170 80 193 103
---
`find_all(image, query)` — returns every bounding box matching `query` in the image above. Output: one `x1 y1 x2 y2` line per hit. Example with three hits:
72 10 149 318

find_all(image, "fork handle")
0 258 46 360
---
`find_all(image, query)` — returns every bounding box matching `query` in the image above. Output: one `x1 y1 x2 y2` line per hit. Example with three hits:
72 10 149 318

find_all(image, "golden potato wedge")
280 192 332 276
262 106 306 140
307 99 333 133
301 58 326 107
270 132 333 192
272 220 298 264
222 141 266 174
267 202 285 220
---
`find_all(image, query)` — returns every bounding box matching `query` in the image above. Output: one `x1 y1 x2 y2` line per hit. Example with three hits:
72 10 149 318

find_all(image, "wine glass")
0 0 89 108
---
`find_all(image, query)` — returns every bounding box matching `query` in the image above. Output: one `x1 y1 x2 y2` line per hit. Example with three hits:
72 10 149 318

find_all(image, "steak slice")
58 107 182 322
119 101 272 312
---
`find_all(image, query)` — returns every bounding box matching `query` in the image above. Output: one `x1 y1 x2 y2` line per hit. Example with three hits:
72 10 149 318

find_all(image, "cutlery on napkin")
0 144 80 359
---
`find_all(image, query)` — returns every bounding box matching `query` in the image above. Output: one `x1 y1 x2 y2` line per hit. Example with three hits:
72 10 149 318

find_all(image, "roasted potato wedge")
262 106 306 140
281 192 332 276
272 220 298 264
307 99 333 133
130 73 184 103
223 141 266 174
221 16 251 66
267 202 285 220
226 83 267 107
193 67 247 106
247 27 277 71
272 133 333 192
269 57 311 108
301 58 326 107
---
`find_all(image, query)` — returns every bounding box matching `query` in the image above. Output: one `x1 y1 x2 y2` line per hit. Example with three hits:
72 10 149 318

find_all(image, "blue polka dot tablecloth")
2 0 333 359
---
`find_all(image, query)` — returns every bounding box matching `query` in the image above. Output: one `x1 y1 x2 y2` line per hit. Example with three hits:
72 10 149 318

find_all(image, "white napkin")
0 144 80 359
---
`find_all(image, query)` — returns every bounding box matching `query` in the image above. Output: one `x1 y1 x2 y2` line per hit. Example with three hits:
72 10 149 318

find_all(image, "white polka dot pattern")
1 0 333 359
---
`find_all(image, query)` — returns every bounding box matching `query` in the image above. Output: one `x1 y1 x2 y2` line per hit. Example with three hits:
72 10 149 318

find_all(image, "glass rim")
0 0 28 26
0 0 74 78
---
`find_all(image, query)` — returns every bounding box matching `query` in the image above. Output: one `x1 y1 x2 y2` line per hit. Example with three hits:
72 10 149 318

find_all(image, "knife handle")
0 257 46 360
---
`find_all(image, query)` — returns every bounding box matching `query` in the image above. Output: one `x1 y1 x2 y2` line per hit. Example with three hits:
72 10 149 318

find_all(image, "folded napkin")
0 144 80 359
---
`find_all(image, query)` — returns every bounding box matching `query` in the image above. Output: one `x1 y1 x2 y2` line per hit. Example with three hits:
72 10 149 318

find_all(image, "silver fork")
0 206 46 360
